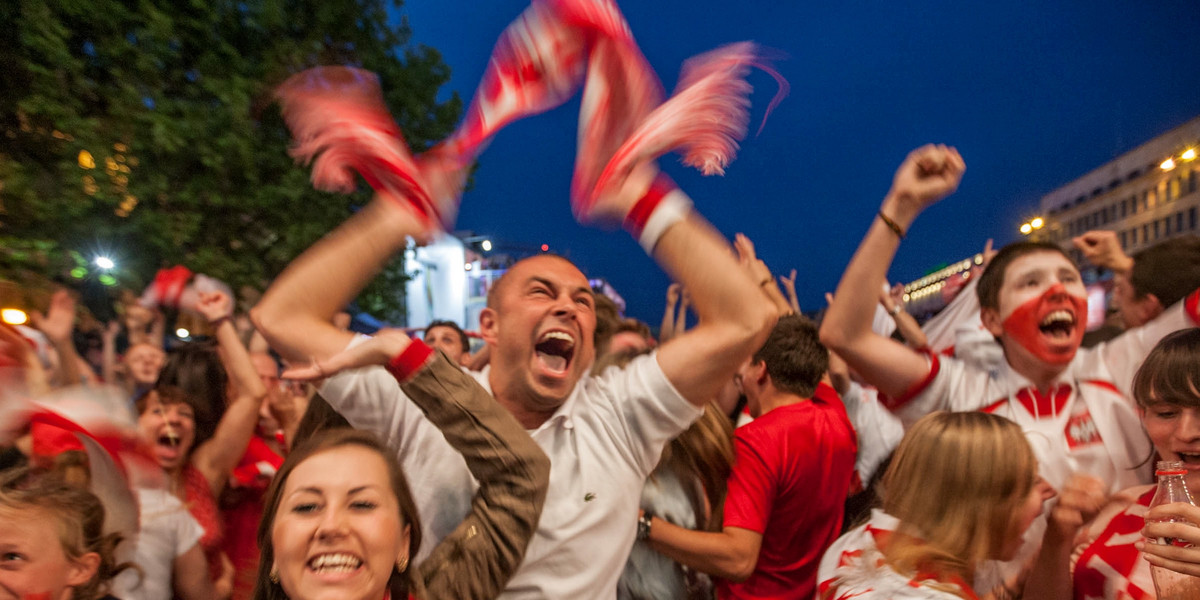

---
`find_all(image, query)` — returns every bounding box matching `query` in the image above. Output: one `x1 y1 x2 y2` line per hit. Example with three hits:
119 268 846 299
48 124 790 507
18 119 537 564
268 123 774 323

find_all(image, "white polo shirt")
321 348 703 599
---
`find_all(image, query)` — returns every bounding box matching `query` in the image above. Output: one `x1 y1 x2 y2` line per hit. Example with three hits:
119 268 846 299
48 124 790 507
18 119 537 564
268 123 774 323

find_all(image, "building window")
1165 217 1172 236
1121 199 1128 217
1191 207 1197 231
1120 231 1127 248
1143 224 1150 242
1178 211 1185 232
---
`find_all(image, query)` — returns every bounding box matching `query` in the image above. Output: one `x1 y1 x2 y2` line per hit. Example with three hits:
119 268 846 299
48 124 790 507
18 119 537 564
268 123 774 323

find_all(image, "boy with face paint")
820 145 1200 598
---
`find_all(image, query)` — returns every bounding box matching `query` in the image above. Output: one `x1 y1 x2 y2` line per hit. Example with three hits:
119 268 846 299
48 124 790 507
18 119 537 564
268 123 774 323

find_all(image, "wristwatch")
637 511 655 541
888 304 903 316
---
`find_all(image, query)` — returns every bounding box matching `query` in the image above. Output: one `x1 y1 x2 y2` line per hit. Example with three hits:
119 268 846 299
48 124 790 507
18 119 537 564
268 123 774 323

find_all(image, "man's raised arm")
653 212 779 406
819 145 965 400
251 199 428 364
600 166 778 407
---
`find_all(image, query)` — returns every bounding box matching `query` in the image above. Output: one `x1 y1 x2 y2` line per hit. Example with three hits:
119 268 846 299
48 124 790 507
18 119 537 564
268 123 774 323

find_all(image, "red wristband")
384 339 435 383
623 174 677 237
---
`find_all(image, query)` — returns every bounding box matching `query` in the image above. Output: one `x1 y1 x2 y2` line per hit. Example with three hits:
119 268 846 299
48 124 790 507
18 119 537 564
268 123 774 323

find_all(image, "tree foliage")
0 0 461 321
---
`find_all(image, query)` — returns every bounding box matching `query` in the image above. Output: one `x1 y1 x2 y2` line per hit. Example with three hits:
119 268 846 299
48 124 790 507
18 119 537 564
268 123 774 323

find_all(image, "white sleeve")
844 383 905 483
1096 290 1200 396
590 353 704 477
318 334 415 449
174 509 205 557
888 353 992 427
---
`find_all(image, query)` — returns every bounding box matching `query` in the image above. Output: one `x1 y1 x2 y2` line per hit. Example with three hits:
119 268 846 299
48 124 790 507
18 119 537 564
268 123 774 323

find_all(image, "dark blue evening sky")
390 0 1200 323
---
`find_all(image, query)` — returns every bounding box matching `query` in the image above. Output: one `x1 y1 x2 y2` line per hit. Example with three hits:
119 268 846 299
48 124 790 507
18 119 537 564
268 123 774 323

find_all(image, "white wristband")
637 189 693 254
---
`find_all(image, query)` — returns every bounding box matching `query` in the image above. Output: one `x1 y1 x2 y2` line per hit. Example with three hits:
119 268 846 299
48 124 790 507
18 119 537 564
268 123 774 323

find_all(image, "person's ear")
980 307 1004 337
750 360 769 386
396 523 412 572
66 552 101 587
479 308 499 345
1137 293 1165 324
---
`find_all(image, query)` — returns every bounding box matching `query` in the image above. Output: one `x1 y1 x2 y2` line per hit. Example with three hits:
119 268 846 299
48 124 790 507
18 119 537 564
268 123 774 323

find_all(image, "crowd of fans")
5 0 1200 596
3 142 1200 600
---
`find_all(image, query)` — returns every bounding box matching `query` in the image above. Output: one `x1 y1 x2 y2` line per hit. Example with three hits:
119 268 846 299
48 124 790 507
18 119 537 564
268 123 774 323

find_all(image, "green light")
98 274 117 286
70 267 87 278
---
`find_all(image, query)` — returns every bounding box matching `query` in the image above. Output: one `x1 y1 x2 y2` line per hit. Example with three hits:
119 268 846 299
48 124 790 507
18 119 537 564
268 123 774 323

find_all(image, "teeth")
539 331 575 346
1040 310 1074 326
310 553 362 571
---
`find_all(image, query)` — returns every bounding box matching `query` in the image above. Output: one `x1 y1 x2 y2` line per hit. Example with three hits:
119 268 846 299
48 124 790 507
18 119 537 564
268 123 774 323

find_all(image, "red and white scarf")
276 0 787 229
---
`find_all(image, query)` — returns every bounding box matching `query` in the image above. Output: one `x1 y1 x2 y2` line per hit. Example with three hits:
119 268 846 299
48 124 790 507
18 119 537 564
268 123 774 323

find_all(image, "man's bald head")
487 254 587 311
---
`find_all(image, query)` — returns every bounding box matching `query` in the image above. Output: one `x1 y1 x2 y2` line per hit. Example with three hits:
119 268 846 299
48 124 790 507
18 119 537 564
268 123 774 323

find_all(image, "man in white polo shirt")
252 163 778 598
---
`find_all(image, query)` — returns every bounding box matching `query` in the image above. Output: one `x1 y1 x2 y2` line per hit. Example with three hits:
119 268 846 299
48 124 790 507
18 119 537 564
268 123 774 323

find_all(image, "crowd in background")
3 143 1200 600
4 1 1200 597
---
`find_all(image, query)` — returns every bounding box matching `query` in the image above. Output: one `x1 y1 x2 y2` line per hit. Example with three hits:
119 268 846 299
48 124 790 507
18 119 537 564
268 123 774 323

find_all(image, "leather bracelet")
637 511 654 541
878 210 906 239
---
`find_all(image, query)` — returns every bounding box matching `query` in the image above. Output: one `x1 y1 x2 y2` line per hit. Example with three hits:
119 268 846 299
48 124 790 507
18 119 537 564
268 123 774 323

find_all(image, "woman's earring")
397 555 409 573
270 567 280 583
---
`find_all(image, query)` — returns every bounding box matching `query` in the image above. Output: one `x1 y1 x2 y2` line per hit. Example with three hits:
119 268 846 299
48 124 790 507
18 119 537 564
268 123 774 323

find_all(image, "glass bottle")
1146 460 1200 599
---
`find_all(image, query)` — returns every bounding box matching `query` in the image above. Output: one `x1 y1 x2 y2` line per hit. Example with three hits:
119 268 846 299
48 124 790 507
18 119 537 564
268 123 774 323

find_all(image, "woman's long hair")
880 412 1036 592
253 428 422 600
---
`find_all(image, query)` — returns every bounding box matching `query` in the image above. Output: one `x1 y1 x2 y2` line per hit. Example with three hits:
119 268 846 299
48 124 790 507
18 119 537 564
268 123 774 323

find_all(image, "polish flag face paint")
1001 283 1089 365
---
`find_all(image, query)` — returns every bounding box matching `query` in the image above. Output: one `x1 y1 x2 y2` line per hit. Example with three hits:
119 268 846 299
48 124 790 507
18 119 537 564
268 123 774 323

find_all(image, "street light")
1161 158 1177 171
94 256 114 270
481 239 492 252
1 309 27 325
1020 223 1033 235
1030 217 1044 229
1183 148 1197 161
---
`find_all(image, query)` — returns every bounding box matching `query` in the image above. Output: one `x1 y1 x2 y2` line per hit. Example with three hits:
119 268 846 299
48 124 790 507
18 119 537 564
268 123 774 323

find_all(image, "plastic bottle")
1146 460 1200 599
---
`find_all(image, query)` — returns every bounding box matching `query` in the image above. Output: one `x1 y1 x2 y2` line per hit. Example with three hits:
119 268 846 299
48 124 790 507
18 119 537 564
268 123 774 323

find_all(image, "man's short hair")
1130 235 1200 308
752 314 829 398
425 320 470 353
976 242 1074 311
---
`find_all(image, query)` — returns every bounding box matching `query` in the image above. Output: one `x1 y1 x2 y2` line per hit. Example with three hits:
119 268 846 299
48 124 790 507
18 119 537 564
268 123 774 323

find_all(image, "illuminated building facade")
1029 115 1200 266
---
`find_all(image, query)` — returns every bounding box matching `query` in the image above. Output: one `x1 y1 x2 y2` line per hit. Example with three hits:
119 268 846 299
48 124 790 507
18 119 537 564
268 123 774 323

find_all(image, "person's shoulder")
578 351 675 401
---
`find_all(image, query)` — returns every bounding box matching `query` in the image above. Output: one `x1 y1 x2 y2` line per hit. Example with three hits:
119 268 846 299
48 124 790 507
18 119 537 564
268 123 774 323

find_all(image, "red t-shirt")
719 383 858 600
222 434 285 600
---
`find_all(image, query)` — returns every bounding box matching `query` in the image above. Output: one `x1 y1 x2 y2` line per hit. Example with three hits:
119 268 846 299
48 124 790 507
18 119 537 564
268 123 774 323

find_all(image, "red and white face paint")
1001 283 1088 365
